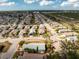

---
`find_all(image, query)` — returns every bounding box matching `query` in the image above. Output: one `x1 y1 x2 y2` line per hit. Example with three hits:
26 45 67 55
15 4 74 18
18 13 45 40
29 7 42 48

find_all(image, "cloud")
0 0 8 2
24 0 39 4
0 0 15 6
60 0 79 7
39 0 53 6
24 0 34 4
68 0 78 3
24 0 54 6
0 2 15 6
74 2 79 7
61 1 73 6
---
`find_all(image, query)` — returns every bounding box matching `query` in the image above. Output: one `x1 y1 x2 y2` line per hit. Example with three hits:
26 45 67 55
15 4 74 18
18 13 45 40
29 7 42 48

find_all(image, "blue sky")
0 0 79 11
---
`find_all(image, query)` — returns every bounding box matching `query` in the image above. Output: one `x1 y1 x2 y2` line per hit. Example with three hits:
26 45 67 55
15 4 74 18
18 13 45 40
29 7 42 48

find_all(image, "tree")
36 46 39 53
19 41 25 47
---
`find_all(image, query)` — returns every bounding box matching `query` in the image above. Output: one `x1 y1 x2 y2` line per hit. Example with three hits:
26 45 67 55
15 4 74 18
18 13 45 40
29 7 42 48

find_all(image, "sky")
0 0 79 11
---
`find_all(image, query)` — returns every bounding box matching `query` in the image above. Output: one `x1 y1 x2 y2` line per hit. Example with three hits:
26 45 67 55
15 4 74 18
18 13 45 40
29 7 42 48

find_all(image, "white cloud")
0 0 8 2
0 0 15 6
68 0 78 3
24 0 39 4
74 2 79 7
39 0 53 6
24 0 34 4
0 2 15 6
60 0 79 7
61 1 73 6
24 0 54 6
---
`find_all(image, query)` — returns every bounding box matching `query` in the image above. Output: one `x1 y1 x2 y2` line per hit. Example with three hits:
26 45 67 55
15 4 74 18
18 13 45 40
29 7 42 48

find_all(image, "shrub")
19 41 25 47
